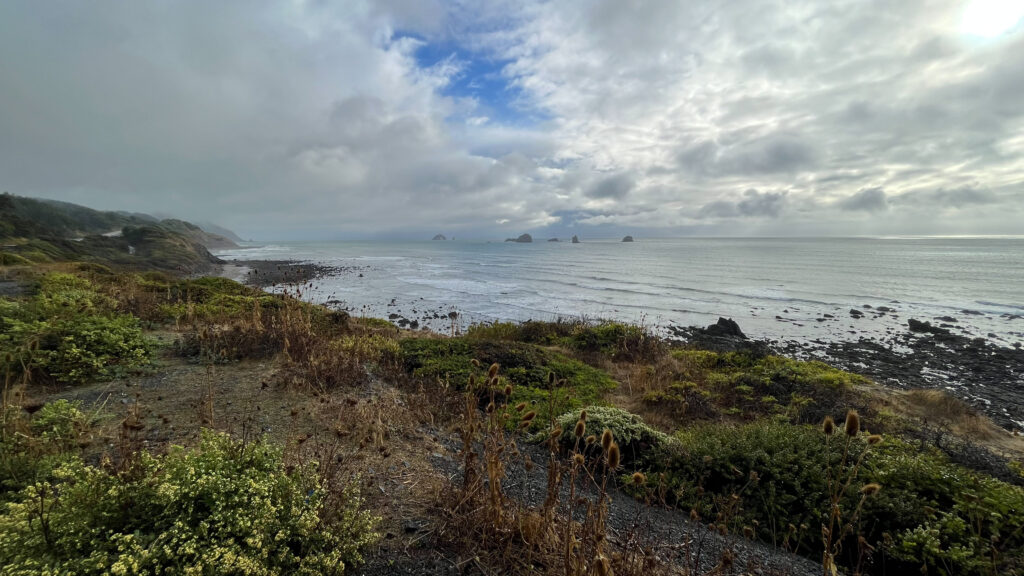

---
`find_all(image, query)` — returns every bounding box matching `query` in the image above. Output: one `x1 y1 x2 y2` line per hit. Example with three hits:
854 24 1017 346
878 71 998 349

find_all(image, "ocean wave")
975 300 1024 311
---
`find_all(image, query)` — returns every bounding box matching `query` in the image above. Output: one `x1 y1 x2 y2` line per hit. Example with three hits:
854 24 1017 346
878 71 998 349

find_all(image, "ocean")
215 237 1024 348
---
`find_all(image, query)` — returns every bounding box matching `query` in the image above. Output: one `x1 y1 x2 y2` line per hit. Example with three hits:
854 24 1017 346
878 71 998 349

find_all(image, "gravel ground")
374 435 825 576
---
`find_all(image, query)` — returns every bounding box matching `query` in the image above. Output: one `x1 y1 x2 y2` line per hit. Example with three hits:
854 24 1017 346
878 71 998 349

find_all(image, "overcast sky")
1 1 1023 239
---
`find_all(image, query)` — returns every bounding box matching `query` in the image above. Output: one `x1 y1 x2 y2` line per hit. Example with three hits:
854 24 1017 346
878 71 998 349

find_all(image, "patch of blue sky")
398 31 549 128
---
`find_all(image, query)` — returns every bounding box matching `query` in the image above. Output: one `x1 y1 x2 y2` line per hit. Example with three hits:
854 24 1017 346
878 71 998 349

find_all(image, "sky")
1 0 1023 240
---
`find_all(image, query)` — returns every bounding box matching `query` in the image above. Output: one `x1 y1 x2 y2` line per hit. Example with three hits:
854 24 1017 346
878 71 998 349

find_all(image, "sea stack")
571 235 580 243
622 235 634 242
505 233 533 243
547 237 559 242
432 234 446 241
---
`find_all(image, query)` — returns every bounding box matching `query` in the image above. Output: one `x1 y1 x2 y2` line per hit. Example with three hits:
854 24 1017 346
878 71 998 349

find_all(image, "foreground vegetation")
1 258 1022 575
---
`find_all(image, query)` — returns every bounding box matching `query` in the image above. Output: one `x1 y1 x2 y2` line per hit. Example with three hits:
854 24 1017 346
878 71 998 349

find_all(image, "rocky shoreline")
671 317 1024 433
220 259 356 287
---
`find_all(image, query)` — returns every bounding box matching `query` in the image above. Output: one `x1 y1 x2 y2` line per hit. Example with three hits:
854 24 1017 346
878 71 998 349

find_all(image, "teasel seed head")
860 482 881 496
601 429 614 452
573 453 585 466
586 435 596 446
488 363 499 378
631 472 646 485
547 372 555 385
690 508 700 521
595 555 611 576
574 419 586 438
550 426 563 439
504 384 512 396
845 410 860 436
743 526 754 539
521 410 536 422
514 402 527 412
579 409 587 422
822 415 836 436
486 402 495 414
607 442 621 469
867 434 882 445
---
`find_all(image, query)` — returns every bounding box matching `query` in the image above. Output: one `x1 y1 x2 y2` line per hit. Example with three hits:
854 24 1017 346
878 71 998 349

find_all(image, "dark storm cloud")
699 189 787 219
838 188 889 212
586 173 635 199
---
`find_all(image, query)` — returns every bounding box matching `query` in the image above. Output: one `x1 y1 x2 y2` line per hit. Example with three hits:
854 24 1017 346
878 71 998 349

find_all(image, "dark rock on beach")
670 318 770 355
908 318 951 335
705 317 746 339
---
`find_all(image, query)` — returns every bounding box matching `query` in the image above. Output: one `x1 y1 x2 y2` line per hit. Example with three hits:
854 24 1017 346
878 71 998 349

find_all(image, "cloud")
838 188 889 212
0 0 1022 238
586 172 635 199
700 189 787 219
894 186 998 209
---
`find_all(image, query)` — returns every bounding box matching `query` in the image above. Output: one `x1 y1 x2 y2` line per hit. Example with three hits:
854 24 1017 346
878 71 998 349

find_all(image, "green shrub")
400 337 617 427
1 400 90 499
466 320 662 362
0 274 151 385
0 430 378 575
546 406 677 469
657 350 869 423
623 420 1024 575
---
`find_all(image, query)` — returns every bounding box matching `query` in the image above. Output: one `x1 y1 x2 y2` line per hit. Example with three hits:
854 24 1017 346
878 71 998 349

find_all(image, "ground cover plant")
0 273 151 386
0 418 378 575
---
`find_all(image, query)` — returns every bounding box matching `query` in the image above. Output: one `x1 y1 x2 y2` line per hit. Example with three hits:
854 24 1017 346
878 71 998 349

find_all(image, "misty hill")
0 193 236 273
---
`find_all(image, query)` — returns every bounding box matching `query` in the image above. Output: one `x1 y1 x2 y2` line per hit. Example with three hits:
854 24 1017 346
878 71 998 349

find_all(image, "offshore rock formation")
432 234 446 241
622 235 634 242
505 234 533 243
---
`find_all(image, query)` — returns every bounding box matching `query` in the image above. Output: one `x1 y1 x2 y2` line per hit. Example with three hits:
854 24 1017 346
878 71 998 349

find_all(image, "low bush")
621 419 1024 576
0 430 378 575
642 350 870 424
466 319 663 362
547 405 677 469
0 274 150 385
400 337 617 427
1 400 90 499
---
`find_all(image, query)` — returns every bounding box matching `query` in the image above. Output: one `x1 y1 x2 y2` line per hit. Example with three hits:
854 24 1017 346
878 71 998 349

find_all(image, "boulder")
704 317 747 339
908 318 951 335
621 235 634 242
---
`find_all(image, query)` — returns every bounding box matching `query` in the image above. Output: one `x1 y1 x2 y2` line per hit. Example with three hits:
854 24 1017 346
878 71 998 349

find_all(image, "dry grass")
891 389 1024 456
